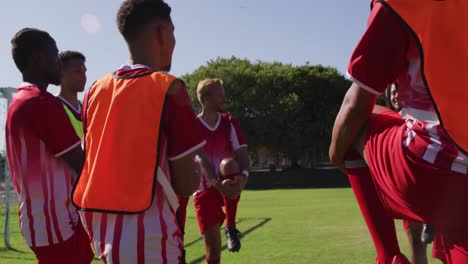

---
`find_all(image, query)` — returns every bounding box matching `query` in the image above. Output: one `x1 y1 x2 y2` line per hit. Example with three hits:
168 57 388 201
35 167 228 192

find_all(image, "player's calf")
220 158 243 252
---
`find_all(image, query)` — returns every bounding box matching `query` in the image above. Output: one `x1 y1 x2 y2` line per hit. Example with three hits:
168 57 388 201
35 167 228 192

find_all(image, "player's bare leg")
202 224 222 264
220 158 243 252
405 221 428 264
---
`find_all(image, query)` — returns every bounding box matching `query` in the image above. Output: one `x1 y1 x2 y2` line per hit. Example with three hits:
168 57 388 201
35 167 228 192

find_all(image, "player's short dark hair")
116 0 172 42
11 28 54 73
58 51 86 67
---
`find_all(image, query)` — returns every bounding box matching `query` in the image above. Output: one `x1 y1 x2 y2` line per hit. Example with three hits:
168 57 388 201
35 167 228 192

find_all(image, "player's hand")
215 178 241 199
329 146 347 174
236 175 248 191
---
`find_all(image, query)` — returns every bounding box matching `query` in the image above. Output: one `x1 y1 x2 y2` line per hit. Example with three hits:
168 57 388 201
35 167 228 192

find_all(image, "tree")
181 57 351 167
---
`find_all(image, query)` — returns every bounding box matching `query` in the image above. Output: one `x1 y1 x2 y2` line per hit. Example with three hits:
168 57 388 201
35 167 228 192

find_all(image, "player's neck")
128 46 163 71
200 110 219 126
22 73 48 90
59 89 79 109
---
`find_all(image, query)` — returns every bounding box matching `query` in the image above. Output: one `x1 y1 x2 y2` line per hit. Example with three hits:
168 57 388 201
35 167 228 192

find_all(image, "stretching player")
194 78 250 264
386 84 430 264
330 1 468 263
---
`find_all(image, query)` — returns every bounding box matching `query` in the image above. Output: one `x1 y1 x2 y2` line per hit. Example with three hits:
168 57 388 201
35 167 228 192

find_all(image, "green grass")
0 189 441 263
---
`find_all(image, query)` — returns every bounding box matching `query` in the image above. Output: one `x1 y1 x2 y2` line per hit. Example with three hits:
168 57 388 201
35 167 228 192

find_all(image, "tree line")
181 57 352 168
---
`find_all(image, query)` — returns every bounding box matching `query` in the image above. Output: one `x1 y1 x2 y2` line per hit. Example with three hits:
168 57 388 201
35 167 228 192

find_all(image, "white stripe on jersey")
104 214 117 264
119 215 138 262
402 119 467 175
452 152 468 174
41 141 56 244
404 130 416 147
91 214 103 257
12 131 78 247
17 134 32 243
422 135 442 164
230 122 247 151
80 135 183 263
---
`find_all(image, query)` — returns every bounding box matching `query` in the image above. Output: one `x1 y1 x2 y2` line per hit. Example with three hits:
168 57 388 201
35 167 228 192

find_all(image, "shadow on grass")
187 217 272 264
0 246 28 253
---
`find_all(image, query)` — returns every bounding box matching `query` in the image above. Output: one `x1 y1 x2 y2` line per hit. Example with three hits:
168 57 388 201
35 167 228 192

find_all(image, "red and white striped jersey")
197 113 247 192
6 83 82 247
79 65 206 263
347 3 467 174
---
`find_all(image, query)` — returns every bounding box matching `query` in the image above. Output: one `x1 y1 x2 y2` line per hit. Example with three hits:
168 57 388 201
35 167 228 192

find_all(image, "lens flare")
81 14 101 34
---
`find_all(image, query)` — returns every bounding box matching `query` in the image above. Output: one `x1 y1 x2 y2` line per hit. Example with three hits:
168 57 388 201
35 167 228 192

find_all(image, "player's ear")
154 21 170 46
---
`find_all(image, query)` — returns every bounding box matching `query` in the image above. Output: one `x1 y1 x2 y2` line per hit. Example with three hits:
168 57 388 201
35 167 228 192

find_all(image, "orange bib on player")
379 0 468 154
72 71 176 214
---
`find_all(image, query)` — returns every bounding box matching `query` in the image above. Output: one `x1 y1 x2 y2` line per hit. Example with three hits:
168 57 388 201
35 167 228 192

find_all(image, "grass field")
0 189 442 264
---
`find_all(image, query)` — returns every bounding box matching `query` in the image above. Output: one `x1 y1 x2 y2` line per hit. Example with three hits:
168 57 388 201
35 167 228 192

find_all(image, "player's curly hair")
11 28 54 73
116 0 172 42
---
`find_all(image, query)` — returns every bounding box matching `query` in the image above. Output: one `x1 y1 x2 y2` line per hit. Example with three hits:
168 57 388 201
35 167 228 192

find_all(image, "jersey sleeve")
347 3 410 95
164 79 206 160
229 116 247 151
31 96 81 157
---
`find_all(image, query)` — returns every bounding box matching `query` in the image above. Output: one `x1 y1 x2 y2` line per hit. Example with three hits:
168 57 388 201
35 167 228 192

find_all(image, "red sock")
345 151 402 264
224 195 240 228
206 257 220 264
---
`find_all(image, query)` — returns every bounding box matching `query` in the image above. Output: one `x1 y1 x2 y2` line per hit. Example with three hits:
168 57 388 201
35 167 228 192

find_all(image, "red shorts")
365 111 468 230
194 187 226 234
433 231 446 263
31 222 94 264
432 228 468 264
194 187 240 234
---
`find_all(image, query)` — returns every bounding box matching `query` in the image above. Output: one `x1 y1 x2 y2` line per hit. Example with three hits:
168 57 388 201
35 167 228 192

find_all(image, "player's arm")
34 98 83 181
329 83 377 172
171 151 200 196
235 146 250 190
60 145 84 181
230 117 250 189
329 3 409 171
195 150 216 185
166 79 205 196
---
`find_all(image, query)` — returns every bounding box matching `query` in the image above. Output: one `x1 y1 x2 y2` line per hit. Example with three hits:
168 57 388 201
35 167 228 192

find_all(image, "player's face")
42 40 62 86
160 19 176 72
61 58 87 93
390 84 400 111
210 85 225 112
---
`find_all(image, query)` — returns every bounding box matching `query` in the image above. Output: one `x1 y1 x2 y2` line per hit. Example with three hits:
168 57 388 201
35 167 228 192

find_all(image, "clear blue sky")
0 0 370 93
